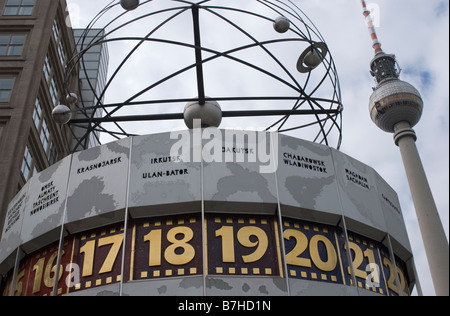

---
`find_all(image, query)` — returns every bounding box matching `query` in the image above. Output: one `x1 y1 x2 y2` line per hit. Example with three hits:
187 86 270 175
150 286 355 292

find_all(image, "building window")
0 77 14 103
43 55 52 83
34 96 58 165
53 19 67 67
39 119 50 153
52 19 60 42
49 77 58 105
57 40 66 66
21 145 33 180
33 97 43 129
3 0 35 16
0 34 26 56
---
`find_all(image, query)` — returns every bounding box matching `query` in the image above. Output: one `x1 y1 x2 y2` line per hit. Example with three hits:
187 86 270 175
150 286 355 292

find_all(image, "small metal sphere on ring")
273 16 290 33
52 104 72 125
120 0 140 11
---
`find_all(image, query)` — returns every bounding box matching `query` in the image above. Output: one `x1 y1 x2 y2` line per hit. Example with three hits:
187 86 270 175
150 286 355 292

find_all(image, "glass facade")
72 28 109 149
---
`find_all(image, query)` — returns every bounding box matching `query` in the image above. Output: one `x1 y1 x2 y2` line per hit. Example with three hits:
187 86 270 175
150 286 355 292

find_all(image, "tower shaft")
394 122 449 296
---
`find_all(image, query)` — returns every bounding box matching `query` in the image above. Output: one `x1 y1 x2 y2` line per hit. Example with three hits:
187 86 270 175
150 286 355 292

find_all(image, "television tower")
360 1 449 296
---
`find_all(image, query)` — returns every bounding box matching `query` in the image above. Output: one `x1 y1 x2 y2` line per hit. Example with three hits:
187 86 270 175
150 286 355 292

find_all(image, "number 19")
215 226 269 264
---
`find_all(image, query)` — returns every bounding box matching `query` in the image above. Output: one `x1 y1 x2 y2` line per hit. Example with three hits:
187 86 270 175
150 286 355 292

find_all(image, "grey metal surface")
0 131 414 295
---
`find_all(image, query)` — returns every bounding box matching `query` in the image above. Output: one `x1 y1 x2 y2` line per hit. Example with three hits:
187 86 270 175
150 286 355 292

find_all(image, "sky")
65 0 449 296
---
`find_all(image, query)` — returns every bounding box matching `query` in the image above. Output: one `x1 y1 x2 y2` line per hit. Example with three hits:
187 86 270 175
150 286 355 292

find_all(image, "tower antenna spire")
360 0 400 84
360 0 382 54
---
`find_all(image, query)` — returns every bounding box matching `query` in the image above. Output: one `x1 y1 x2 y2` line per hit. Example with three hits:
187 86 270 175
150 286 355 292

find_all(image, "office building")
0 0 78 245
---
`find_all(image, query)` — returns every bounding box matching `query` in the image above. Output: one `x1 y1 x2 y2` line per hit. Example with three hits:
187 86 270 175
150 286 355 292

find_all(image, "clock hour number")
215 226 268 264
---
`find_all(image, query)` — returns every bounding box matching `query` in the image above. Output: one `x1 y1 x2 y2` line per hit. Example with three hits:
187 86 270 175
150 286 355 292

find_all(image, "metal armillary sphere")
63 0 343 152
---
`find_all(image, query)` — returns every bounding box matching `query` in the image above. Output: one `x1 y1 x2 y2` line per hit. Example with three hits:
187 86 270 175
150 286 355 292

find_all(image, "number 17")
79 234 124 277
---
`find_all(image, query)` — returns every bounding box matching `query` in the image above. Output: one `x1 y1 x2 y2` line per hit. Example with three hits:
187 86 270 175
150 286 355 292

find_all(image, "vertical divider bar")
340 216 358 292
271 132 290 295
329 150 358 293
52 154 74 296
385 234 403 296
199 128 207 296
8 247 22 296
119 136 134 296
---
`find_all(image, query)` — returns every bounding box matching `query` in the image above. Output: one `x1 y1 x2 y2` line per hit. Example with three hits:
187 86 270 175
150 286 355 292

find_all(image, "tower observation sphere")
369 76 423 133
367 52 423 133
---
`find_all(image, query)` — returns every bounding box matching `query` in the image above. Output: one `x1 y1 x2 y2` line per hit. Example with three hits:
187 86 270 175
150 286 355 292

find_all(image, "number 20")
283 229 338 272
